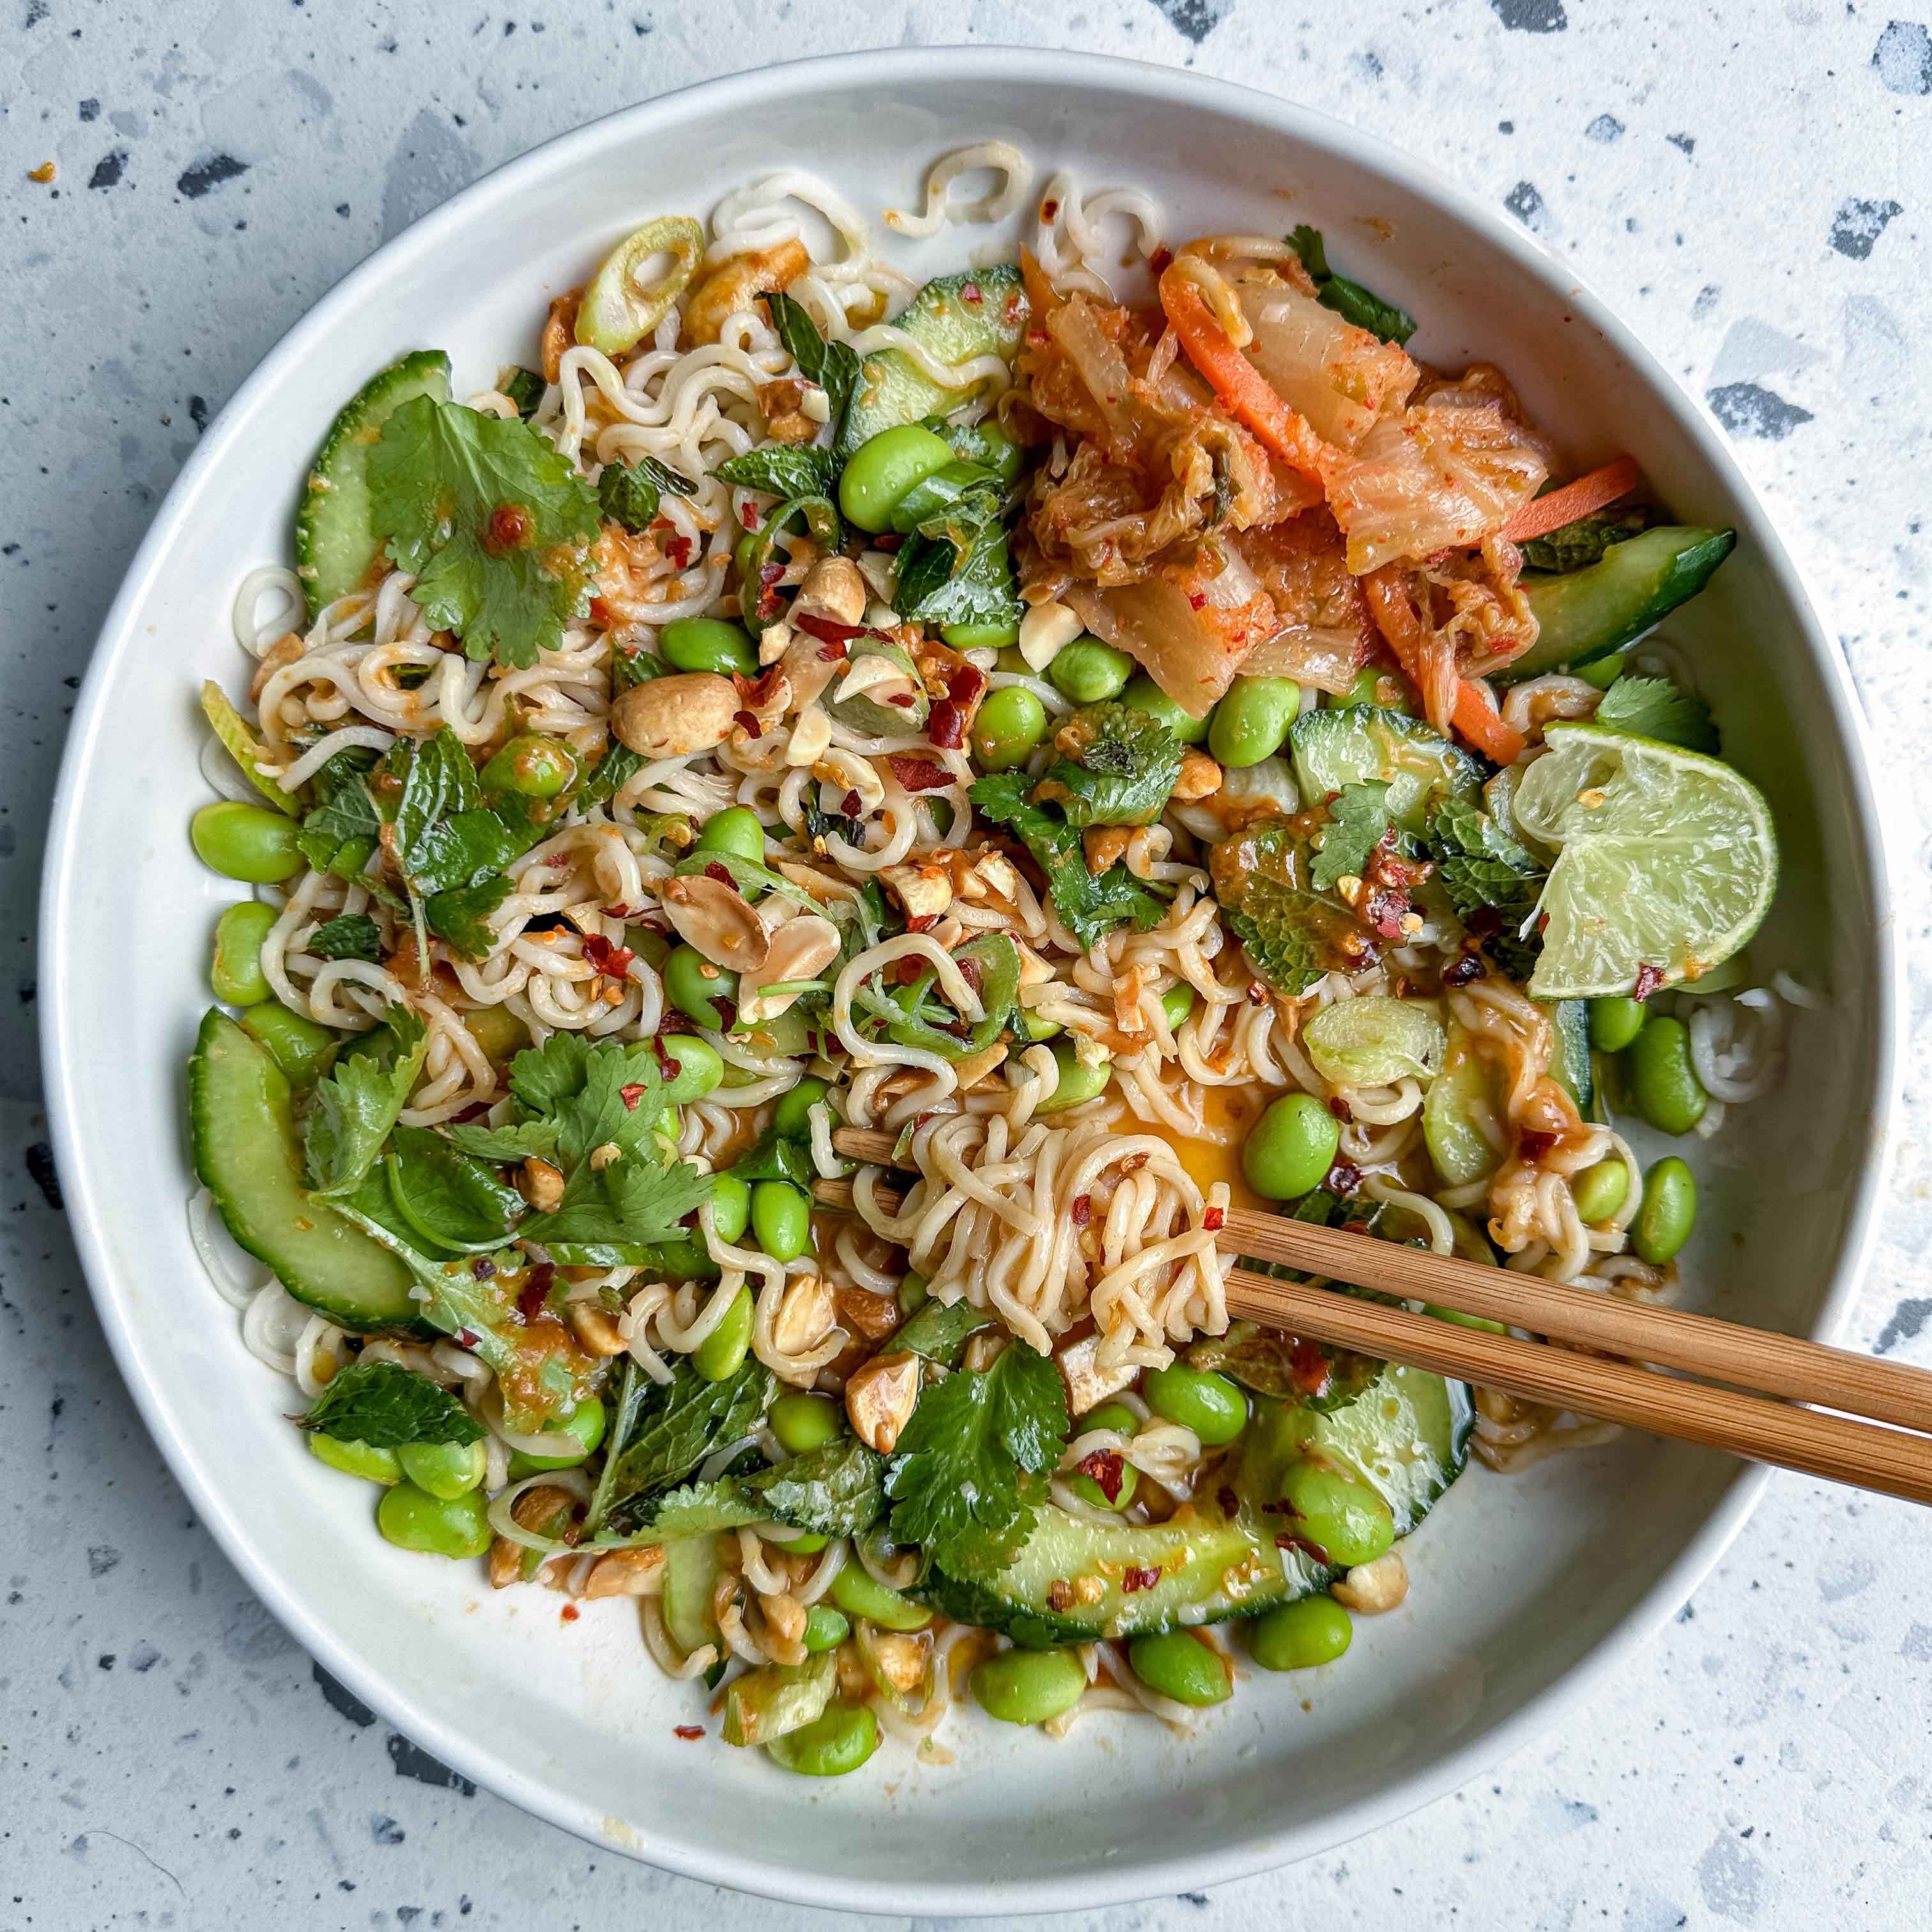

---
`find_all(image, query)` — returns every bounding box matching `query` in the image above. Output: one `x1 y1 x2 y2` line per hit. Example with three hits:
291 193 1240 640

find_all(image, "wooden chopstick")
820 1126 1932 1505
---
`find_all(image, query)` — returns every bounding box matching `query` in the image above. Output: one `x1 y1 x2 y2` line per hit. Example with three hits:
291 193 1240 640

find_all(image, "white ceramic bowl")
40 48 1899 1915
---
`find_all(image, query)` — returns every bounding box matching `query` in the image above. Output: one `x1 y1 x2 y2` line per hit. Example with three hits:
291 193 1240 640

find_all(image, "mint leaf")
307 913 382 962
1209 816 1357 995
1427 795 1545 979
885 1340 1069 1579
1519 505 1650 574
301 1006 427 1196
424 875 512 962
891 1298 993 1365
601 1359 776 1531
1593 674 1719 755
715 444 841 502
1310 781 1393 891
298 1360 483 1449
384 1124 523 1251
1286 225 1417 346
597 453 696 533
368 395 601 670
743 1438 887 1538
295 748 380 876
764 292 859 436
1035 702 1183 829
894 523 1019 629
627 1479 767 1539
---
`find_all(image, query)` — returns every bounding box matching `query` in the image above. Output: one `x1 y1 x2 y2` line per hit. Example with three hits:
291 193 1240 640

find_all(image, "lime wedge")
1510 723 1777 1000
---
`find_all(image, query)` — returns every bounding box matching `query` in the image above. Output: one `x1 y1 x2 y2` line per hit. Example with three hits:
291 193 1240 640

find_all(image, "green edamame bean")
1037 1039 1112 1114
1066 1450 1139 1512
1249 1595 1353 1672
1241 1093 1340 1201
1127 1630 1232 1708
1048 638 1135 703
970 686 1050 771
239 1002 339 1087
395 1438 487 1499
1084 1400 1137 1436
770 1392 842 1455
1336 664 1414 712
480 733 579 799
1015 1008 1061 1044
765 1699 880 1777
1143 1363 1248 1445
942 618 1021 650
829 1563 931 1632
1279 1456 1395 1567
1589 995 1647 1054
1633 1156 1696 1265
1626 1016 1708 1135
972 1647 1089 1726
376 1482 492 1560
773 1075 829 1139
463 1004 528 1065
839 424 956 533
750 1180 811 1263
897 1269 930 1315
309 1432 401 1485
1571 1158 1630 1225
969 420 1023 485
1159 982 1197 1031
211 900 278 1006
694 804 766 865
659 1032 725 1103
660 616 758 679
693 1286 754 1382
663 944 737 1030
1576 648 1632 691
1208 676 1301 770
801 1604 851 1652
190 800 303 883
1122 672 1209 744
766 1528 829 1554
708 1172 751 1246
507 1397 608 1478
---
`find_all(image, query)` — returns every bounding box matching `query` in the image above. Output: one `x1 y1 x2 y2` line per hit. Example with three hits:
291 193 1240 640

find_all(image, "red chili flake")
581 933 634 979
873 532 903 553
956 954 985 997
840 790 862 816
886 691 916 707
740 501 760 530
1039 197 1060 221
1121 1564 1162 1594
673 1724 704 1741
1276 1530 1331 1565
470 1257 496 1280
456 1327 481 1349
928 698 965 749
1517 1129 1560 1164
906 913 938 935
1363 888 1411 940
1186 590 1207 610
518 1262 557 1322
1325 1159 1363 1194
664 533 693 569
588 596 615 629
560 1603 581 1623
1632 963 1664 1002
794 612 868 648
484 502 531 553
961 280 983 303
1071 1193 1093 1227
1289 1337 1331 1398
756 560 786 620
1216 1484 1239 1516
889 755 952 792
733 709 763 739
698 862 732 889
1202 1206 1225 1234
620 1082 650 1110
1326 1095 1353 1124
888 954 926 983
1149 245 1174 275
1443 950 1485 988
1076 1450 1126 1503
947 664 987 707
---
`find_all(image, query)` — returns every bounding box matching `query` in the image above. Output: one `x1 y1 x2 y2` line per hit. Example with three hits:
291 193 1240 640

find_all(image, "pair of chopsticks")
818 1128 1932 1506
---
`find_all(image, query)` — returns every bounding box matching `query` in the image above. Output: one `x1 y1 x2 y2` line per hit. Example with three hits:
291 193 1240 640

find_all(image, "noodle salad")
185 144 1795 1772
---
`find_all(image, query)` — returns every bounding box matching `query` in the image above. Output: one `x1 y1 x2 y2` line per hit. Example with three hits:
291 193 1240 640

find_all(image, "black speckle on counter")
87 148 127 191
1146 0 1231 45
1584 114 1627 142
313 1661 377 1728
1829 196 1903 259
26 1141 62 1211
1874 1296 1931 1354
386 1734 475 1794
176 153 250 200
188 394 210 432
77 97 100 121
1666 131 1696 155
87 1544 121 1579
370 1814 406 1846
1503 180 1553 234
1706 381 1814 440
1873 19 1932 95
1490 0 1567 29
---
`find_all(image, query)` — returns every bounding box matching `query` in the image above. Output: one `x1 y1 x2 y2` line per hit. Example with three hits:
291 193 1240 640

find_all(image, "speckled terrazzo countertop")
4 3 1930 1927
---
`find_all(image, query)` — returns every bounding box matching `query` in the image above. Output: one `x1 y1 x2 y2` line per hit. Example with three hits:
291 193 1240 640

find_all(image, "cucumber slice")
1542 999 1593 1117
919 1365 1472 1646
1422 1023 1499 1186
295 350 452 620
662 1533 721 1655
1289 703 1483 833
822 638 930 737
838 266 1028 456
1499 526 1735 685
188 1009 430 1336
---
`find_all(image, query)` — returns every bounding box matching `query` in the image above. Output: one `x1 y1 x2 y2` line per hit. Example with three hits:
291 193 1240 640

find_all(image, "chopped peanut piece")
844 1349 921 1452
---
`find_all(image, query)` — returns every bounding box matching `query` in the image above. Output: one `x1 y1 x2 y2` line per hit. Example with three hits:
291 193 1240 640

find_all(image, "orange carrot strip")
1158 264 1337 485
1501 456 1643 544
1361 566 1527 767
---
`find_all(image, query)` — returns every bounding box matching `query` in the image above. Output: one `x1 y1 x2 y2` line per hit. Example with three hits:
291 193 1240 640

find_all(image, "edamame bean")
770 1392 842 1455
693 805 766 865
660 616 758 679
1159 982 1197 1031
971 686 1050 771
309 1432 400 1485
376 1482 493 1560
1143 1363 1248 1445
969 420 1023 485
972 1647 1089 1726
750 1180 811 1262
395 1438 487 1499
1121 672 1209 744
659 1032 725 1103
1036 1039 1112 1113
480 733 579 799
1241 1093 1340 1201
664 944 737 1030
239 1002 339 1086
1633 1156 1696 1265
693 1286 754 1382
1588 995 1647 1054
1047 638 1135 703
1208 676 1301 770
1066 1449 1139 1512
190 800 303 883
801 1604 850 1652
1626 1016 1708 1135
708 1172 751 1246
839 424 956 533
1249 1595 1353 1672
507 1397 608 1478
829 1563 931 1632
463 1004 528 1065
211 900 277 1006
1335 665 1414 712
1571 1158 1629 1225
773 1075 829 1140
766 1528 829 1554
1280 1456 1394 1567
765 1700 880 1777
1084 1400 1137 1436
1576 649 1632 691
942 618 1021 651
897 1269 930 1315
1127 1630 1232 1707
1015 1008 1061 1043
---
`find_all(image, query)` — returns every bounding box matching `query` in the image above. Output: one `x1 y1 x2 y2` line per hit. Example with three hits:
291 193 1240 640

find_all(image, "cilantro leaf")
1310 781 1393 892
301 1006 427 1196
742 1438 887 1538
383 1124 524 1251
1286 225 1417 346
1519 505 1650 574
1209 816 1360 995
597 453 696 533
367 395 601 670
625 1479 767 1538
891 1297 994 1365
893 523 1020 629
1593 674 1719 755
298 1360 484 1449
714 444 841 502
443 1117 562 1163
1034 702 1183 828
518 1153 712 1252
307 912 383 962
600 1358 776 1531
885 1340 1069 1579
424 875 512 962
499 367 545 419
970 773 1170 950
764 291 860 438
1427 795 1545 979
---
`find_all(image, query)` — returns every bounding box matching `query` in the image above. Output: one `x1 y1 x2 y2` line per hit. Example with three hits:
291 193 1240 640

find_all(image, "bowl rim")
38 43 1902 1917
